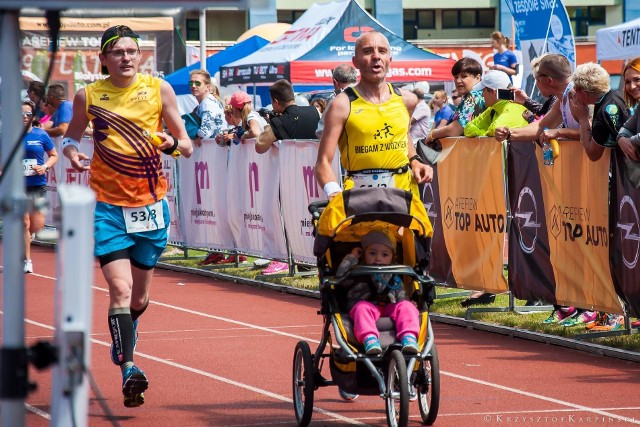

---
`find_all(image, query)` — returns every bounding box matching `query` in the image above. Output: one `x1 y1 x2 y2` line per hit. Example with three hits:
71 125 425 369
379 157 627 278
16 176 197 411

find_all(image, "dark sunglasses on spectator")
452 95 460 100
23 112 33 117
189 81 202 87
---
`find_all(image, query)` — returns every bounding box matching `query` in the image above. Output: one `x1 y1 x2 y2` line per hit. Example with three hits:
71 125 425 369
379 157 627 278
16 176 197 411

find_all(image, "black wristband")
161 136 179 155
409 154 424 165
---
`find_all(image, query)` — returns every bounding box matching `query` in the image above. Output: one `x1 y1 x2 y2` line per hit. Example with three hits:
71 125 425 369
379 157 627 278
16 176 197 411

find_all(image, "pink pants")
349 300 420 344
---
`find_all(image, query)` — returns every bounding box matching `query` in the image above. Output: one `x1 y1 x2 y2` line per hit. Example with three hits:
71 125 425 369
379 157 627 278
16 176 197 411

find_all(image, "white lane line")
19 276 640 424
442 371 640 424
25 403 51 420
21 318 366 426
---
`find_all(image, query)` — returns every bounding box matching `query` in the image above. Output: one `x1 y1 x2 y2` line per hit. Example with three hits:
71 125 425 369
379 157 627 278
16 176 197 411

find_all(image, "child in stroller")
336 228 420 355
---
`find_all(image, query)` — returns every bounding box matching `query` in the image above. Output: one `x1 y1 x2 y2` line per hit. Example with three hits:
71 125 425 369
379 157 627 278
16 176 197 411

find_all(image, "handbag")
181 108 202 139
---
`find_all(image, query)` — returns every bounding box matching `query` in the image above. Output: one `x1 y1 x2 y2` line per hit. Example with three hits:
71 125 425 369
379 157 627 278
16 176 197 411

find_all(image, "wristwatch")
409 154 424 165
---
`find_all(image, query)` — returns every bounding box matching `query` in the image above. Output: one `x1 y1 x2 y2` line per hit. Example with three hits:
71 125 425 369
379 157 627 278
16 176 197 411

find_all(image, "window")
403 9 435 39
442 9 495 29
569 6 606 37
277 10 305 24
186 19 199 41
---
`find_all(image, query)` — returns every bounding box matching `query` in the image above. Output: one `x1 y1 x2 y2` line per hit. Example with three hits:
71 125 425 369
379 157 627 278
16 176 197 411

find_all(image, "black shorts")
26 185 47 200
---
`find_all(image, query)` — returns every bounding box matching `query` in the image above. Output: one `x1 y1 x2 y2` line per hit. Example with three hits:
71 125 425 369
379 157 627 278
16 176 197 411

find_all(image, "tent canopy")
166 35 269 95
596 17 640 61
220 0 454 86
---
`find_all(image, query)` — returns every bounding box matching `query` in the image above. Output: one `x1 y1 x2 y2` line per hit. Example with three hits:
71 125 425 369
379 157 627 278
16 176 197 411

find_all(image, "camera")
258 108 279 121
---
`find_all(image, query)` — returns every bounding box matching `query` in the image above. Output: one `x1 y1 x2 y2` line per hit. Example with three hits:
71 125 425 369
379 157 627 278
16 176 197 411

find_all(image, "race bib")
23 159 37 176
350 171 397 189
123 200 165 233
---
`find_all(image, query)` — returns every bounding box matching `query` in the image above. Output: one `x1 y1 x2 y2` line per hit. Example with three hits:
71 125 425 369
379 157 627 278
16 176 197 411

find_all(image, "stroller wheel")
385 349 409 427
417 343 440 425
338 387 359 401
292 341 314 427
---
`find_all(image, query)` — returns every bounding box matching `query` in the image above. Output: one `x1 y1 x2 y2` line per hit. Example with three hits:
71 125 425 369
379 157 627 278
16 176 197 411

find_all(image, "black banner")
220 62 290 85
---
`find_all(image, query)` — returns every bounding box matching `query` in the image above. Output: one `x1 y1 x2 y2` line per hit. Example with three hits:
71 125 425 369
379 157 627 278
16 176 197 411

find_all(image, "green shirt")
463 100 528 137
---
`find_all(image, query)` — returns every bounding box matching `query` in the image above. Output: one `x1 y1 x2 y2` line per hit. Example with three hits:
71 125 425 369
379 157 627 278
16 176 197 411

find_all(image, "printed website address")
314 67 432 78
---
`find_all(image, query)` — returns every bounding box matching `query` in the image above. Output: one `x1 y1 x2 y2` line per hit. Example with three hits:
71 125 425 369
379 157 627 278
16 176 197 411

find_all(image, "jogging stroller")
292 187 440 427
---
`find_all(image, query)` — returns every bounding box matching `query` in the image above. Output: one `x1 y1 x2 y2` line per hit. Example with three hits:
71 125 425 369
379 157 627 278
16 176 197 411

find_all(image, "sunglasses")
189 81 203 87
22 112 33 117
452 95 460 100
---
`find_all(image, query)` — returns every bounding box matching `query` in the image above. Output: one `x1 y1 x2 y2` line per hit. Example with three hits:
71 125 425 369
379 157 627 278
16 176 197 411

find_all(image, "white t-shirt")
410 100 431 141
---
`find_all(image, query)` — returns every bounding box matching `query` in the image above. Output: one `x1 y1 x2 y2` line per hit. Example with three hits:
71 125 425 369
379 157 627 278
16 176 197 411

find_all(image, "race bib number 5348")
123 200 165 233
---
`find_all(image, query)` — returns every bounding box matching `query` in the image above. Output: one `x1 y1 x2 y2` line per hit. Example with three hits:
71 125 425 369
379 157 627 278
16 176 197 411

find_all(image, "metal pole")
51 184 95 427
0 9 28 427
199 9 206 71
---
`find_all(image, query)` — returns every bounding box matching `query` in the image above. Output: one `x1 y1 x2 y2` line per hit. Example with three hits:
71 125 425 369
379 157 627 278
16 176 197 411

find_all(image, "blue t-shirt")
434 104 455 126
23 127 54 187
493 50 518 83
51 100 73 127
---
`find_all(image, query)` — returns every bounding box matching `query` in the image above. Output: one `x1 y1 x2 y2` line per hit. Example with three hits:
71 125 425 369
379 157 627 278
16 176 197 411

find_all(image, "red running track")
2 245 640 426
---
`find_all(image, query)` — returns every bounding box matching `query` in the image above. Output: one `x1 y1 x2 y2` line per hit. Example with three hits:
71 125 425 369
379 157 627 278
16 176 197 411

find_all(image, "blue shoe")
401 335 419 354
122 365 148 408
110 319 138 365
363 336 382 355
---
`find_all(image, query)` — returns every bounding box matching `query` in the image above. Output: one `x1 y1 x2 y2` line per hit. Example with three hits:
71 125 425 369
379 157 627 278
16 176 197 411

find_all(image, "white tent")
596 17 640 61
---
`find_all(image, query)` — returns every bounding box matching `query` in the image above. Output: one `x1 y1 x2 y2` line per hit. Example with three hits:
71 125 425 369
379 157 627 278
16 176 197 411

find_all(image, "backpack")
181 108 201 139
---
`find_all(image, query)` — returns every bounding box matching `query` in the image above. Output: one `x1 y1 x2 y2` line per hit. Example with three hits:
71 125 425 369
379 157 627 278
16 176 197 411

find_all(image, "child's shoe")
401 335 419 354
363 335 382 355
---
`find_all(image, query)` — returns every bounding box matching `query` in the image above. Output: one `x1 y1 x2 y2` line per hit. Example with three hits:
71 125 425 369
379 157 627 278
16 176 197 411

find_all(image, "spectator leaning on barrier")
431 90 455 129
189 69 225 147
255 79 320 154
316 63 358 139
464 70 528 137
422 57 486 148
616 57 640 163
509 54 557 123
44 84 73 138
494 54 580 146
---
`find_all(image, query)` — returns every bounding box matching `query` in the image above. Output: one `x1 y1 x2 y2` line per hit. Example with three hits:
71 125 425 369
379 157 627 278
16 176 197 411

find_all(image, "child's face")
363 243 394 266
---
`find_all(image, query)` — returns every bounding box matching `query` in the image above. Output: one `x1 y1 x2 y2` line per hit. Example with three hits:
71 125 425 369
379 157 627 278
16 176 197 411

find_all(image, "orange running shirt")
85 74 166 207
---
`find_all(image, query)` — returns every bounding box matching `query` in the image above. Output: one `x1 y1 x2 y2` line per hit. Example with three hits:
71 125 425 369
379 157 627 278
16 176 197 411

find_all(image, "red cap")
230 91 251 109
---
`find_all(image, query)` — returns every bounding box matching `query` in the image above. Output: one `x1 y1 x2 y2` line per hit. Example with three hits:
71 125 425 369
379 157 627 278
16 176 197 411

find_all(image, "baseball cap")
473 70 511 91
230 91 252 109
100 25 140 75
361 229 396 254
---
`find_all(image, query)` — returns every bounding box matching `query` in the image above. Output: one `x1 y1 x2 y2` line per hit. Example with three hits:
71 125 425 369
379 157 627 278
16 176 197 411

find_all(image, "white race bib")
123 200 165 233
350 171 397 189
23 159 37 176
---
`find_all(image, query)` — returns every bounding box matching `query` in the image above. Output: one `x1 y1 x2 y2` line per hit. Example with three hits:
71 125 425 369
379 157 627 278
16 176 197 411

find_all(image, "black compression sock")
131 300 149 322
108 308 135 366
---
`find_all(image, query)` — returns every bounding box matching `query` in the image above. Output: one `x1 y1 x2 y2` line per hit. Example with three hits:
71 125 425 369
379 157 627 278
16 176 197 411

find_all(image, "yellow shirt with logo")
85 73 166 207
339 84 417 194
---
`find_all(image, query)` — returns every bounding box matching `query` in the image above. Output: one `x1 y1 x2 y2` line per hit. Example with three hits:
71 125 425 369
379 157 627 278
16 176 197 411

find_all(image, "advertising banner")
508 140 621 313
504 0 576 94
431 137 508 293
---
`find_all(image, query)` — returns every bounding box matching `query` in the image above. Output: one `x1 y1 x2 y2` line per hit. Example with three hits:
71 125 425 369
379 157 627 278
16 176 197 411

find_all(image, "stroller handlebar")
308 200 329 220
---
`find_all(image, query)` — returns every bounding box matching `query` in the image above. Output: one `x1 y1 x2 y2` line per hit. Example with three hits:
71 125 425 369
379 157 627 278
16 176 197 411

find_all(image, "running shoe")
338 388 359 401
401 335 419 354
24 259 33 274
253 258 271 267
363 336 382 355
590 314 625 332
217 255 248 264
560 310 597 327
542 307 577 324
122 365 148 408
199 252 225 265
261 261 288 275
110 319 138 365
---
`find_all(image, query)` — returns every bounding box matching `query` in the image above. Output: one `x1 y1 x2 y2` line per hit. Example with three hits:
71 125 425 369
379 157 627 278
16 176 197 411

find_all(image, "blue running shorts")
94 199 170 268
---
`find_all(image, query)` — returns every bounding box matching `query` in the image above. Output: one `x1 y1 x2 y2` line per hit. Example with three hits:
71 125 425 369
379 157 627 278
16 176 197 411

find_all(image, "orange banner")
435 137 508 293
537 141 621 313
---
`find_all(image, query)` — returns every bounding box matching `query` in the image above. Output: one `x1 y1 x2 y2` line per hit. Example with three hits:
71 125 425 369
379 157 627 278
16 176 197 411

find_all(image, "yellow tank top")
85 74 166 207
339 84 416 194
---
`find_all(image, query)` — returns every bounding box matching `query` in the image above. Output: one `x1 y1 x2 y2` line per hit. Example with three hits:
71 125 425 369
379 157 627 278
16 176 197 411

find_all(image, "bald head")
354 31 390 55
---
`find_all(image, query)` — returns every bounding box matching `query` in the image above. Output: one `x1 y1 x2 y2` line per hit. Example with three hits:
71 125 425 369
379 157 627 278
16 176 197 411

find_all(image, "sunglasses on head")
189 81 202 87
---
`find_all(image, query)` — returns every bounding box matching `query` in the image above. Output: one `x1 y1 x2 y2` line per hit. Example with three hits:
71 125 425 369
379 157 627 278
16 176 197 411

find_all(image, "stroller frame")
292 187 441 427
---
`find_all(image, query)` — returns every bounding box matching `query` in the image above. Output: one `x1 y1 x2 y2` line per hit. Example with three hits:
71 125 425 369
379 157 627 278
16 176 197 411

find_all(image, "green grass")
160 246 640 353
